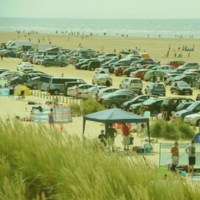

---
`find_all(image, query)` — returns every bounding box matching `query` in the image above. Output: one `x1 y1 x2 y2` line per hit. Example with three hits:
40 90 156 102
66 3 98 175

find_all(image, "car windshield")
178 82 189 87
187 102 199 111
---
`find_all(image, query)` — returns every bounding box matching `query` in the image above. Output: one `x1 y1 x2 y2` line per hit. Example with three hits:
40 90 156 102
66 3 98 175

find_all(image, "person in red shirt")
122 123 130 151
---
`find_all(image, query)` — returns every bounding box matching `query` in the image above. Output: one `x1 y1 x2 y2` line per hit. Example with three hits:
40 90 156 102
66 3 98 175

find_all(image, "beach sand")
0 31 199 166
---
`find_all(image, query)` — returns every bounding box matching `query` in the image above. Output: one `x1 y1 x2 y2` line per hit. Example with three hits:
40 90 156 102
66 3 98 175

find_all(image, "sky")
0 0 200 19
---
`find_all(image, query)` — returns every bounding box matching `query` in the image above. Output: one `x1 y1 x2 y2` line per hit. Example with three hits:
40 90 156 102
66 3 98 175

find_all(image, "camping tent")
83 108 150 141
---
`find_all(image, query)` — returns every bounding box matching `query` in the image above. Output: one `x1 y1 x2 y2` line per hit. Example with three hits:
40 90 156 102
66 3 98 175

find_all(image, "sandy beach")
0 31 199 166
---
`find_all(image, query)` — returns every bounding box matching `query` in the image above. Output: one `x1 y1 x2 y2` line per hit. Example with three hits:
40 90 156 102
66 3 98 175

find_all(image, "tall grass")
0 119 199 199
70 98 105 116
151 119 196 140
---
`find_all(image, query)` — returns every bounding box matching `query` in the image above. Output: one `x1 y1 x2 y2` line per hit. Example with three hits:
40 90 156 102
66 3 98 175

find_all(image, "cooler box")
144 145 151 153
137 147 144 153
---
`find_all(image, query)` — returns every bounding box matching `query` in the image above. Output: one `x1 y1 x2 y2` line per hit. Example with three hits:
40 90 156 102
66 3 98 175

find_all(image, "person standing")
0 52 3 61
196 93 200 101
122 123 130 151
170 141 179 172
185 140 196 174
75 84 78 99
48 108 54 127
152 74 156 83
108 124 117 152
98 130 106 147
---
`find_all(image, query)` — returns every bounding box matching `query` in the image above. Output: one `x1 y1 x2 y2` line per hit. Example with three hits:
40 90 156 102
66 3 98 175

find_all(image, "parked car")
94 67 109 74
92 87 119 101
129 98 165 115
112 88 143 96
184 69 200 75
122 67 138 77
121 95 158 111
63 81 87 96
130 69 149 79
32 55 47 65
178 62 200 70
42 58 68 67
170 81 193 95
144 70 166 82
161 97 195 120
92 74 112 87
163 73 179 85
167 60 185 68
87 60 101 71
17 62 33 72
26 77 40 89
0 68 9 75
0 71 22 79
176 101 200 119
119 78 143 90
81 86 106 99
177 102 194 111
67 84 94 98
172 74 194 85
114 66 129 76
145 83 166 96
156 65 176 74
99 93 134 108
3 50 17 58
184 112 200 126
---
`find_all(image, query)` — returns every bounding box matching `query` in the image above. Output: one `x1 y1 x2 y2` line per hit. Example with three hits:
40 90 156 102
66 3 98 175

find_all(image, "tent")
83 108 150 142
193 133 200 143
14 84 31 95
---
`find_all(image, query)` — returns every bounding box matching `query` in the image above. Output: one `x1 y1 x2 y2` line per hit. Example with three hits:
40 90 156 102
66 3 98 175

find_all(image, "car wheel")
171 90 173 94
54 90 59 95
163 93 166 96
196 119 200 126
32 84 37 90
169 81 172 86
92 80 95 85
106 81 110 87
36 61 41 65
45 63 50 67
190 92 193 95
110 103 117 108
177 90 181 95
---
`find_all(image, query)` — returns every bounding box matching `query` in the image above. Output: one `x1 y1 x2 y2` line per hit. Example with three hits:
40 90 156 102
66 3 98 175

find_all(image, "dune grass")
0 119 199 199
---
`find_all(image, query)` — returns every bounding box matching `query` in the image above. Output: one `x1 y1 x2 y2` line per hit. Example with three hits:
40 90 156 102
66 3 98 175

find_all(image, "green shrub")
70 104 81 116
150 119 195 140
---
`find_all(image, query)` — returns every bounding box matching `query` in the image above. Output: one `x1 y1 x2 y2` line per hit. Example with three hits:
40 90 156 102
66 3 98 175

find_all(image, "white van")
47 77 86 95
119 78 143 90
17 62 34 72
43 51 60 59
7 40 33 50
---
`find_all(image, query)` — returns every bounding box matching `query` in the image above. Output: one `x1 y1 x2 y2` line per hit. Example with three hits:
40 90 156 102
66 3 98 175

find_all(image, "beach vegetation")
150 119 195 140
0 119 199 199
70 98 105 116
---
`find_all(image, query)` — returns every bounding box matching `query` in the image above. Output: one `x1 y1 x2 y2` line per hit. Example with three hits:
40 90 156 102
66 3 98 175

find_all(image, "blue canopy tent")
83 108 150 142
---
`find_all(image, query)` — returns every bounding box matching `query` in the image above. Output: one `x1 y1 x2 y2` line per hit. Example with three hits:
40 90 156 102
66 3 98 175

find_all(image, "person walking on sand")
185 140 196 174
122 123 130 151
171 141 179 172
75 84 78 99
48 108 54 127
196 93 200 101
170 111 178 124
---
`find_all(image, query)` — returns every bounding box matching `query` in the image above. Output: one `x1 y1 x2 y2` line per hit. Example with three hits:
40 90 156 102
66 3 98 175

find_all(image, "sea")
0 18 200 38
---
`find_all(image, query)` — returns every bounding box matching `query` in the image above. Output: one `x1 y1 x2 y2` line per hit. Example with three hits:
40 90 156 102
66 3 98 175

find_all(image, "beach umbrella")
14 84 31 95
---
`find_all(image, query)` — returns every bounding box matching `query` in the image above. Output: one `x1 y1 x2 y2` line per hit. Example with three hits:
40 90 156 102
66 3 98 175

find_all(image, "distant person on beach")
98 130 106 147
122 123 130 151
48 108 54 127
0 52 3 61
185 140 196 174
108 124 117 152
75 84 78 99
170 141 179 172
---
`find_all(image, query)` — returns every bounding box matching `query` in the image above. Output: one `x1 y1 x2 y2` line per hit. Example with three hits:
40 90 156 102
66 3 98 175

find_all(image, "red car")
167 60 185 68
130 69 149 79
114 66 129 76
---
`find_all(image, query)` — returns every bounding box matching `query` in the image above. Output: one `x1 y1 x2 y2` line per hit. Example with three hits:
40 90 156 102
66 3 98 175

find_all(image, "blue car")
3 51 17 58
176 101 200 118
144 83 166 96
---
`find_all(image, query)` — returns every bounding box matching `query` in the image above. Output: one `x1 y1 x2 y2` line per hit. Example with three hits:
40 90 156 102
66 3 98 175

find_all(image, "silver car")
81 86 106 99
184 112 200 126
